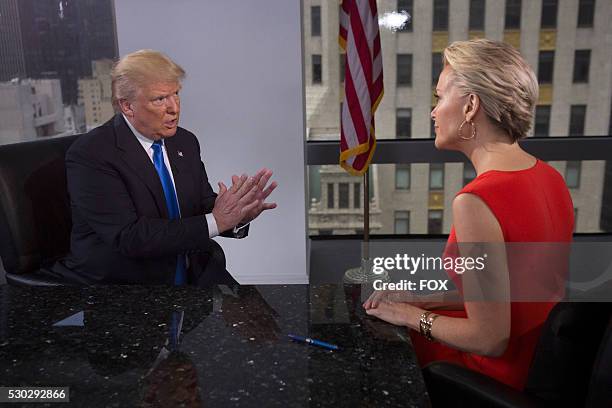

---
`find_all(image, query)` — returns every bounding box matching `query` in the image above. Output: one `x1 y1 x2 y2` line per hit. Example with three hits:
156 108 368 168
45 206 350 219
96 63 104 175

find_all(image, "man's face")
124 81 181 140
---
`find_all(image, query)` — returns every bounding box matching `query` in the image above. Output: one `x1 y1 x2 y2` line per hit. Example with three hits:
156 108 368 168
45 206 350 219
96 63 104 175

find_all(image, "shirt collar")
121 113 160 150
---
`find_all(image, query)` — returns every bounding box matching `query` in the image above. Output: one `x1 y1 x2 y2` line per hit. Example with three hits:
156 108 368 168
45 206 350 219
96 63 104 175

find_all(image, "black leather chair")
422 286 612 407
0 135 79 286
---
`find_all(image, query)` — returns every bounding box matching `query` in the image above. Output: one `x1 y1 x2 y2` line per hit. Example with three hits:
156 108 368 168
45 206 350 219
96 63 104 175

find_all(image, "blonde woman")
364 39 573 390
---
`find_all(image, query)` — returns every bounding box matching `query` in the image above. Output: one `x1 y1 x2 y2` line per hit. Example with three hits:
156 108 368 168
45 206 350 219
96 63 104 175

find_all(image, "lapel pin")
178 151 184 157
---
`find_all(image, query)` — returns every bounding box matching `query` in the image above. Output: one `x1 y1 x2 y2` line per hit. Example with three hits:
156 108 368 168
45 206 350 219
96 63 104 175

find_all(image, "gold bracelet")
419 311 433 337
424 314 439 341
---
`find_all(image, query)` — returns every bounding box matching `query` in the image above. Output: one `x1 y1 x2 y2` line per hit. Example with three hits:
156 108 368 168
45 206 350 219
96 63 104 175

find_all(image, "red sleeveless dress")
410 159 574 390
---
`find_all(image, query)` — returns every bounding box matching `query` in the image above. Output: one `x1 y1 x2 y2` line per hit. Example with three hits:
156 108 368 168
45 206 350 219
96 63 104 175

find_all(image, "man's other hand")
234 168 277 224
212 174 259 233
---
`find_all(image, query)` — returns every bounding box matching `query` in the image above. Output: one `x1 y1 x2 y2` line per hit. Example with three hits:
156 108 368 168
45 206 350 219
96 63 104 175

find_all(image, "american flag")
339 0 384 175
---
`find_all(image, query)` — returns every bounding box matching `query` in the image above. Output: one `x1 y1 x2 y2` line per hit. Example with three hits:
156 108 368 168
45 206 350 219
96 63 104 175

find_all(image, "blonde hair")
111 49 185 110
442 39 538 141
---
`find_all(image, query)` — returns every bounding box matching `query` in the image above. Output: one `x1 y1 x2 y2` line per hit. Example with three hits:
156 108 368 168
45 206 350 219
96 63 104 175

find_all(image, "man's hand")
212 175 259 233
233 168 277 224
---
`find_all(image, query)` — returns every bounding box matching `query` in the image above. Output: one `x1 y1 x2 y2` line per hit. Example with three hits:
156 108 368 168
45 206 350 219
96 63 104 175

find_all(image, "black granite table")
0 284 429 407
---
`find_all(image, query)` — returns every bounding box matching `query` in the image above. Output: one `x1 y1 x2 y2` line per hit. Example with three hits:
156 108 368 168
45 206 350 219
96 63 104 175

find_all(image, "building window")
469 0 485 31
573 50 591 83
565 161 581 188
397 0 413 32
429 163 444 190
540 0 558 29
327 183 334 208
353 182 361 208
395 211 411 234
312 54 322 84
339 183 349 208
505 0 522 29
573 208 578 232
538 51 554 84
311 6 321 36
569 105 587 136
577 0 595 28
396 108 412 138
431 111 436 138
463 162 476 185
534 105 551 136
433 0 449 31
340 53 346 83
428 210 443 234
432 52 443 86
395 164 411 190
397 54 413 86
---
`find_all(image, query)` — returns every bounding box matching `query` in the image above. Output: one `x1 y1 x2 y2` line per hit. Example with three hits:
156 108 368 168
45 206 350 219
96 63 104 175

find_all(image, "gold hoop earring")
458 120 476 140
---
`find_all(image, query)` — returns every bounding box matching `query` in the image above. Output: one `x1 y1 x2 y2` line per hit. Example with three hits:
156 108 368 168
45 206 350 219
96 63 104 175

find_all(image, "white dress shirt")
122 114 219 238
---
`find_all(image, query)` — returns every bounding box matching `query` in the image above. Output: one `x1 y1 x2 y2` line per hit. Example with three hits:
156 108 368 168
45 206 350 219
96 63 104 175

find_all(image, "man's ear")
463 94 480 122
118 99 134 118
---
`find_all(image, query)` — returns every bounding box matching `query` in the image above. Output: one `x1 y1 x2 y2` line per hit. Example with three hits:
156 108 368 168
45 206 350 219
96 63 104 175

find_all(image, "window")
433 0 449 31
432 52 443 86
327 183 334 208
397 54 413 86
395 164 411 189
339 183 349 208
565 161 581 188
573 50 591 83
505 0 522 29
312 54 322 84
431 115 436 138
534 106 551 136
397 0 413 32
569 105 587 136
538 51 555 84
396 108 412 138
574 208 578 232
463 162 476 185
353 182 361 208
428 210 443 234
340 53 345 83
429 163 444 189
311 6 321 36
541 0 558 29
577 0 595 28
395 211 411 234
469 0 485 31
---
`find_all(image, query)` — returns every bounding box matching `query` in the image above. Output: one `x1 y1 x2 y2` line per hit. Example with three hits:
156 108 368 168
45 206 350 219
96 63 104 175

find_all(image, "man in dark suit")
53 50 276 285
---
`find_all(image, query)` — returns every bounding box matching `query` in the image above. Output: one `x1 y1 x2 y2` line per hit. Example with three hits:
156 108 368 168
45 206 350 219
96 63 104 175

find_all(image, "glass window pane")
311 6 321 36
569 105 587 136
538 51 555 83
397 0 413 32
577 0 595 28
541 0 558 28
505 0 522 29
429 163 444 189
573 50 591 83
433 0 449 31
395 164 411 189
397 54 413 86
565 161 581 188
312 54 322 84
354 182 361 208
428 210 443 234
327 182 334 209
432 53 443 86
469 0 485 31
339 182 349 208
396 108 412 138
534 105 551 137
394 211 410 234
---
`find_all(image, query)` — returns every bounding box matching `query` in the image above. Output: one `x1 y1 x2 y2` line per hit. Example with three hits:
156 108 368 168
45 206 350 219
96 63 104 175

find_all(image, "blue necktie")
151 140 186 285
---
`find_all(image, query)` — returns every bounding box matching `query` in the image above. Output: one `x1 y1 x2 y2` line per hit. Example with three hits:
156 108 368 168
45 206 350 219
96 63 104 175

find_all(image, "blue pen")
288 334 339 351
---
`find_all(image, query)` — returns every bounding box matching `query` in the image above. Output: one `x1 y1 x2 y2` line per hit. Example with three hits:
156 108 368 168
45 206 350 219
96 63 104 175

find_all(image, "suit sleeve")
66 142 212 258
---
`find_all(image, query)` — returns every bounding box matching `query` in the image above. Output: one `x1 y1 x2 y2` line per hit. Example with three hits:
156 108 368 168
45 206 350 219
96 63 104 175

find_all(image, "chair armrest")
422 362 543 408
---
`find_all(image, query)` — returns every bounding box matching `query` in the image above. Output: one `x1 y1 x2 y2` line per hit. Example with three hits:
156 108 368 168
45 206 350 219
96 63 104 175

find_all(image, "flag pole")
363 170 369 261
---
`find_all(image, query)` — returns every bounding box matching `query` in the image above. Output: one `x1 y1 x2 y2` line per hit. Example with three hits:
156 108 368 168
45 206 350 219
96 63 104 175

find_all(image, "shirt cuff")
233 222 250 234
205 213 219 238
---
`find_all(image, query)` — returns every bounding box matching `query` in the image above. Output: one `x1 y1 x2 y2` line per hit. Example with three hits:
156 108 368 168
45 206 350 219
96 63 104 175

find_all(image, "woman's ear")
464 94 480 122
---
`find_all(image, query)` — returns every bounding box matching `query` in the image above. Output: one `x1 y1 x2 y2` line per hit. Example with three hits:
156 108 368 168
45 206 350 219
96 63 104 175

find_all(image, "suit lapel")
113 115 169 218
164 136 191 217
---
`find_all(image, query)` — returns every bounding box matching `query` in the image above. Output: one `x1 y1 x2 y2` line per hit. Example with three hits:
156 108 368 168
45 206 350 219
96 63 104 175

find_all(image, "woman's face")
431 66 469 150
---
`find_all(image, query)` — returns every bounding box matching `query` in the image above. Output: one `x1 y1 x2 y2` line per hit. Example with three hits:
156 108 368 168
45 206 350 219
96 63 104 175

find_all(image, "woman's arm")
365 193 511 357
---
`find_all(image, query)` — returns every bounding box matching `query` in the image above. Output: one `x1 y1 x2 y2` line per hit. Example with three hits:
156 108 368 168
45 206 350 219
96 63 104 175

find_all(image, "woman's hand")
364 301 420 328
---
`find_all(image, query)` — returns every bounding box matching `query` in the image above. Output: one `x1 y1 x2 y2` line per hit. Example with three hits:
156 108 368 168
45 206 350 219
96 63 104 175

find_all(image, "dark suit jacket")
54 114 246 284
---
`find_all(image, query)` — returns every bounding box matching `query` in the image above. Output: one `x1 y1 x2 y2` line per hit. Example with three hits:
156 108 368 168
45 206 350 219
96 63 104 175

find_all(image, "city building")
0 79 65 143
78 59 115 131
303 0 612 235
